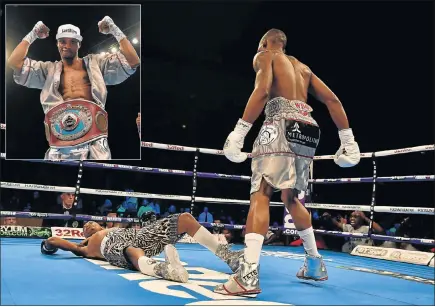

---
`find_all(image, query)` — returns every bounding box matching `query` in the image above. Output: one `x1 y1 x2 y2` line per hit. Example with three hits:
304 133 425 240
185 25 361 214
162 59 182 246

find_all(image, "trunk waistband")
44 99 108 148
100 235 109 257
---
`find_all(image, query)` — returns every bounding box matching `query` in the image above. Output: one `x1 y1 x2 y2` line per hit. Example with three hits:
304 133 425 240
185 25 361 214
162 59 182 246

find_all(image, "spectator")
264 222 283 245
2 217 17 225
162 205 177 218
43 192 82 228
122 190 138 214
22 203 32 212
222 229 233 243
97 199 113 216
29 191 44 212
198 207 213 223
5 192 21 211
146 199 161 215
212 219 223 234
323 211 383 253
137 199 154 219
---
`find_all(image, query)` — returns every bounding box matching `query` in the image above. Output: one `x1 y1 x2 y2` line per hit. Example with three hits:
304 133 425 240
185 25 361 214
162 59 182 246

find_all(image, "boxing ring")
1 123 434 305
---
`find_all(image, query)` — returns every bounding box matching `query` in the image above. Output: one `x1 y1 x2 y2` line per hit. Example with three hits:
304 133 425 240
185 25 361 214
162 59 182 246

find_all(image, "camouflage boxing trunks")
100 214 182 269
250 97 320 194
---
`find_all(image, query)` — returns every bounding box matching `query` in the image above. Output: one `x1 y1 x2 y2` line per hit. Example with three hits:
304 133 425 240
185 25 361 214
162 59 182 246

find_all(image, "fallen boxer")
219 28 361 295
7 17 140 160
41 212 243 283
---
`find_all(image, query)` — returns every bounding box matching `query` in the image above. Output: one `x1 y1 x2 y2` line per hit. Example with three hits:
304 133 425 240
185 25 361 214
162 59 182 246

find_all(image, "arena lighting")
111 47 117 53
132 38 138 44
100 51 107 56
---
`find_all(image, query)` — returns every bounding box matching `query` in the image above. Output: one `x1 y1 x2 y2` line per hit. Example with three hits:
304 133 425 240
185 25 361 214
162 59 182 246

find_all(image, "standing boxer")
217 29 361 295
7 17 140 160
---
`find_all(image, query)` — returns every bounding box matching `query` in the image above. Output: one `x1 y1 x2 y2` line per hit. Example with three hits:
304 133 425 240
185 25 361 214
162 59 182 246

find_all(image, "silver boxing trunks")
250 97 320 194
44 138 111 160
100 214 182 270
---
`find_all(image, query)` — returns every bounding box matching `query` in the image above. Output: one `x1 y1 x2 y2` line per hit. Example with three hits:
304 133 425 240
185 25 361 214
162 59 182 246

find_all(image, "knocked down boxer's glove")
223 119 252 163
41 240 58 255
334 128 361 167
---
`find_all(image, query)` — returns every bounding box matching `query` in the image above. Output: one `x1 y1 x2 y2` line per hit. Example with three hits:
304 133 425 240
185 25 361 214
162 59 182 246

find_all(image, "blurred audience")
198 207 213 223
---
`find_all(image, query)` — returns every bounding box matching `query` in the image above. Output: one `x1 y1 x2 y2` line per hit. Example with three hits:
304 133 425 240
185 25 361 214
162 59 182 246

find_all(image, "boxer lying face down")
41 212 243 283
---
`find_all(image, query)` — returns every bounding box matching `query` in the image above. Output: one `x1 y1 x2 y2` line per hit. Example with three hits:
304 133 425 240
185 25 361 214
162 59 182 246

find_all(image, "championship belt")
44 99 108 148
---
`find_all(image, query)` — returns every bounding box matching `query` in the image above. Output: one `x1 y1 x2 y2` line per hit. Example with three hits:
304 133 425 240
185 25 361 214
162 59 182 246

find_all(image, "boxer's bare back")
59 59 93 101
256 51 312 103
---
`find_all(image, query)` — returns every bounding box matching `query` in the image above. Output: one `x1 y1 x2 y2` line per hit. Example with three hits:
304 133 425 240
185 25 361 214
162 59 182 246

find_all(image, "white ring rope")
1 181 433 215
1 122 433 159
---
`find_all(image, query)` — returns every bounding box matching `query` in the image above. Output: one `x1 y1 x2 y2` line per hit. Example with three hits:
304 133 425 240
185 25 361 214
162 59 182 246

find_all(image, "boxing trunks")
100 214 182 269
43 99 111 160
250 97 320 194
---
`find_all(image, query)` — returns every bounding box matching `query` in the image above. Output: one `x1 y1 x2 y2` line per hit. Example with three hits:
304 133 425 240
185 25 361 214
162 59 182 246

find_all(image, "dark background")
1 1 433 232
3 5 141 159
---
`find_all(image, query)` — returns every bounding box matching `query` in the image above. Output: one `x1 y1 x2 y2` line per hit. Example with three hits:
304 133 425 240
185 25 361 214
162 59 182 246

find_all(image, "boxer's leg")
281 188 319 256
177 213 243 272
244 178 274 263
124 246 188 283
282 157 328 281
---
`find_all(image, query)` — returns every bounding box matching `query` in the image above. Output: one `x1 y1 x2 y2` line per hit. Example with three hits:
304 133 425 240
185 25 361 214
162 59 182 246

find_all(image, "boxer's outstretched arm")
119 38 140 69
46 237 87 257
7 41 31 71
308 73 349 130
241 52 274 124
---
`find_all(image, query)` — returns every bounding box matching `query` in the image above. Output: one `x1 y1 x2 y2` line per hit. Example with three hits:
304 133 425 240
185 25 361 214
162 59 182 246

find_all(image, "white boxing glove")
23 21 50 44
223 119 252 163
98 16 126 43
334 128 361 167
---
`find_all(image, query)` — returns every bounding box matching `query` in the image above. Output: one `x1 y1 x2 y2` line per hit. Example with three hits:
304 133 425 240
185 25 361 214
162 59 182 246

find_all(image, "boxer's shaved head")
258 28 287 52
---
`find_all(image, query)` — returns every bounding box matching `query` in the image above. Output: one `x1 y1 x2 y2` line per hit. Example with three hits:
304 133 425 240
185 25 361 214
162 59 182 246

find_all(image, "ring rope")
1 181 433 215
0 122 433 159
1 209 433 246
0 154 432 183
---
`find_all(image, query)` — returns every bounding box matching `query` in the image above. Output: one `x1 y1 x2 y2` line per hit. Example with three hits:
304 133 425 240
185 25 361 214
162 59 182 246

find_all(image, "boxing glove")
334 128 361 167
41 240 58 255
223 119 252 163
98 16 126 43
23 21 50 44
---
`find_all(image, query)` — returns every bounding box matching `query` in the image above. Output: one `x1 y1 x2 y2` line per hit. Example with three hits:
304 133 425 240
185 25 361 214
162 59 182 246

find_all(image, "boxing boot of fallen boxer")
216 29 360 295
41 212 243 282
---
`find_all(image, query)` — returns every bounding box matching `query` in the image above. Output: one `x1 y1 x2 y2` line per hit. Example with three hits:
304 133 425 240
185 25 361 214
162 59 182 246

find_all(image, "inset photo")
5 4 141 160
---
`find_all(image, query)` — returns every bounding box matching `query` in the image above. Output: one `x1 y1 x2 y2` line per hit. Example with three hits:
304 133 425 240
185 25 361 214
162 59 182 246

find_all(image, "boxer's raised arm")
241 52 274 124
119 37 140 69
308 73 349 130
7 41 31 71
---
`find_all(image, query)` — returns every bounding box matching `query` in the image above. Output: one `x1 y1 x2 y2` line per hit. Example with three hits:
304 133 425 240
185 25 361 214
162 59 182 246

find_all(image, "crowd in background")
1 188 433 254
